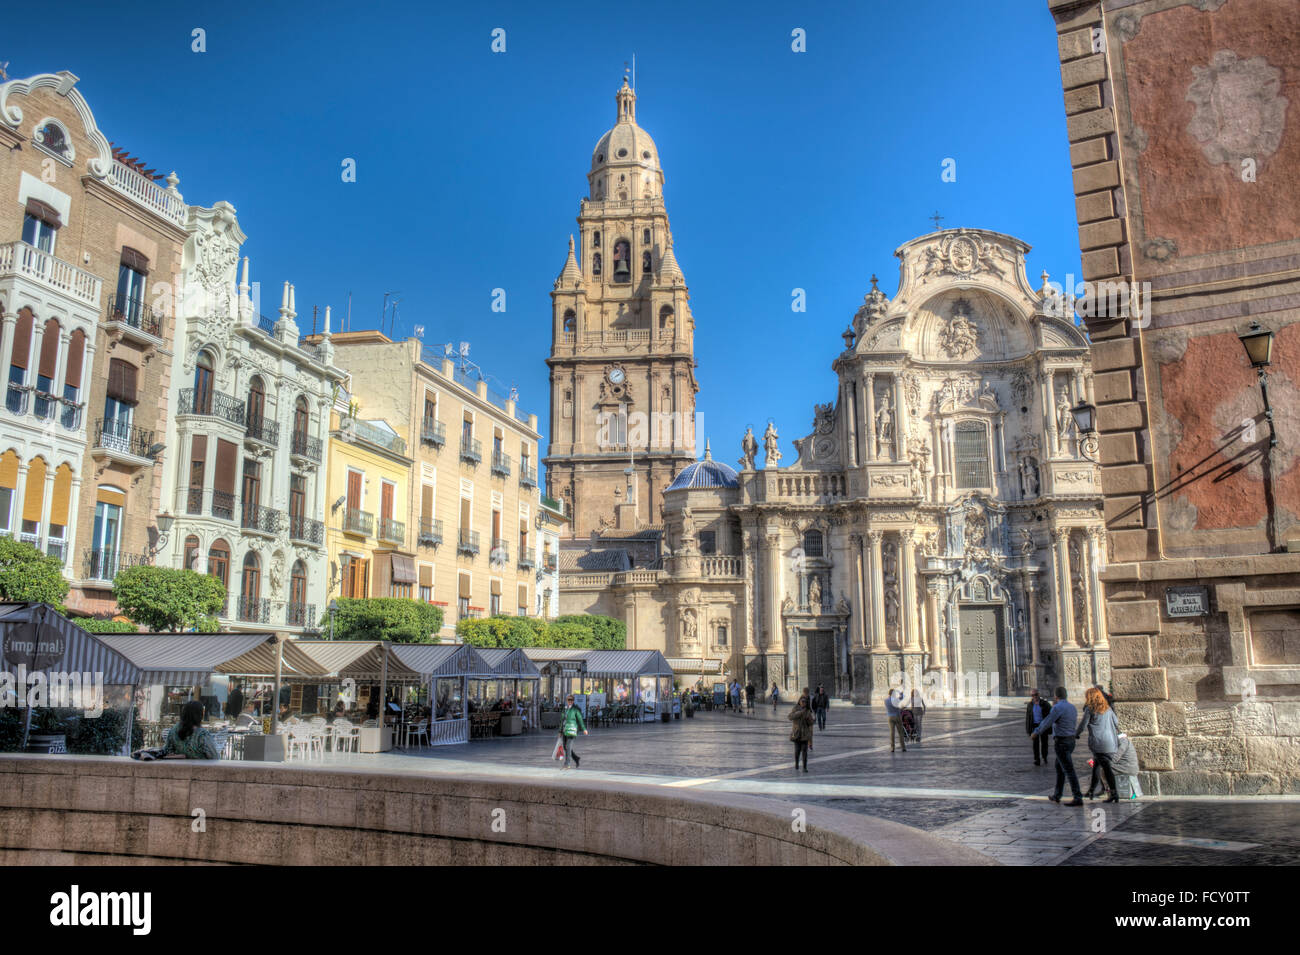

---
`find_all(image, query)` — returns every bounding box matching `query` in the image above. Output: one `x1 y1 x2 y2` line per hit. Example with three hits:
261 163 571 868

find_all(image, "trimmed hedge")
332 598 444 643
455 613 625 650
76 618 139 634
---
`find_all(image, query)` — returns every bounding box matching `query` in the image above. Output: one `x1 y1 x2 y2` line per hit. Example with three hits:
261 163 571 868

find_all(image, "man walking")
1025 689 1051 766
745 681 756 714
812 684 829 731
1031 686 1083 806
885 687 907 753
559 694 588 770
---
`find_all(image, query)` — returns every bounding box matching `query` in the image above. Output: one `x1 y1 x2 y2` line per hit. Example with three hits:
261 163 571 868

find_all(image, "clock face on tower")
609 367 625 384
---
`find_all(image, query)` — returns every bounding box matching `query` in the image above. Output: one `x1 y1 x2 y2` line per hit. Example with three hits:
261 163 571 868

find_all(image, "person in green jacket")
560 694 588 769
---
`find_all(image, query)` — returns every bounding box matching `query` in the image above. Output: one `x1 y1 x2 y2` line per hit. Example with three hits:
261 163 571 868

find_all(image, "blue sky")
8 0 1081 474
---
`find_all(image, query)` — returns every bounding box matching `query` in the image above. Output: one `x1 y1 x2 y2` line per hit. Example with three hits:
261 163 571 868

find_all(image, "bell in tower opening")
613 239 631 282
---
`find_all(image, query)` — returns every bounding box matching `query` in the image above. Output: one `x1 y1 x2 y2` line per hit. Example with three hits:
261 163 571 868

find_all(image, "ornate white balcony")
0 241 101 307
106 161 186 226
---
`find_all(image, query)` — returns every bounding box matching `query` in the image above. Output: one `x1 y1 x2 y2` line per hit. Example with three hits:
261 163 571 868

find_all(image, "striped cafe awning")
0 603 139 685
97 632 328 685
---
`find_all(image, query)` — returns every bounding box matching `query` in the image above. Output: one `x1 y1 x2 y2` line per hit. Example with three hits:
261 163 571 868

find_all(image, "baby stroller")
899 707 920 744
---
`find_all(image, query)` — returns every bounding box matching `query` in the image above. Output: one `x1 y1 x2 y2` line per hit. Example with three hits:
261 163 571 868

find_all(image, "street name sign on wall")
1165 585 1210 618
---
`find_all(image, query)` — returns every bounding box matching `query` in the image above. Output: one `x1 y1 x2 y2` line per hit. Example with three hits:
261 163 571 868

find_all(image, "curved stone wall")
0 756 996 866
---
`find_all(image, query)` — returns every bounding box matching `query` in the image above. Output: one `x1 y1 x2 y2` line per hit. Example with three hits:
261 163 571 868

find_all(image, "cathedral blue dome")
666 443 739 491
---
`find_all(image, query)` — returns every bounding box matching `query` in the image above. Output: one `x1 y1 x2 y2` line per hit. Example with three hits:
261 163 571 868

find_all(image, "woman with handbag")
1076 687 1120 802
558 694 588 770
788 693 815 773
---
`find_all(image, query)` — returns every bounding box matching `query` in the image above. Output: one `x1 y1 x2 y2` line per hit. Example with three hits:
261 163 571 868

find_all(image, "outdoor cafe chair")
287 724 318 761
405 720 430 750
210 731 232 760
333 719 359 754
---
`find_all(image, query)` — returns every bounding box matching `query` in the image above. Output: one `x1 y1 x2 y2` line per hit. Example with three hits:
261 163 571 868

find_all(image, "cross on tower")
929 211 945 230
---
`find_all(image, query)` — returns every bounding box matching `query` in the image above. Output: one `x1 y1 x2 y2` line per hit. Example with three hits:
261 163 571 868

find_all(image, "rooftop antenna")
346 291 352 332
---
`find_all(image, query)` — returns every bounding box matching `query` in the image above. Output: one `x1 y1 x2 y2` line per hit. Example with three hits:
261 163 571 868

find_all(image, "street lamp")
1070 401 1100 462
149 511 175 559
1238 321 1277 447
328 598 339 640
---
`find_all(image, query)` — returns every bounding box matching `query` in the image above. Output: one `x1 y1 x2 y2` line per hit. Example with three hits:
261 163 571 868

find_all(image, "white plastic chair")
405 720 429 750
287 724 318 761
333 719 359 755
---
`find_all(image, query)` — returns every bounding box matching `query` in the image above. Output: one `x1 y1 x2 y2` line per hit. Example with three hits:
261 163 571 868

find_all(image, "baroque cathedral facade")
551 83 1110 701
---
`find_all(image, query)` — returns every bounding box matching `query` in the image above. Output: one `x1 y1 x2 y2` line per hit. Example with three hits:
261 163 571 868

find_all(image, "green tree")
333 598 443 643
0 535 69 609
556 614 626 649
457 614 549 648
112 566 226 632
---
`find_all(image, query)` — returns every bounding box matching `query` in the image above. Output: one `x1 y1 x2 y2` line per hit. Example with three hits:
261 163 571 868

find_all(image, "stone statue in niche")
781 595 795 615
680 608 697 648
807 575 822 611
875 391 894 445
964 504 988 550
763 422 781 467
922 531 940 557
1057 389 1078 453
941 310 980 359
1019 455 1040 497
740 426 758 470
1019 528 1035 558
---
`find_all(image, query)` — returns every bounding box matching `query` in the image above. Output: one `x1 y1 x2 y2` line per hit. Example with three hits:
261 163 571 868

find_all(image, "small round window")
642 151 652 160
617 148 628 158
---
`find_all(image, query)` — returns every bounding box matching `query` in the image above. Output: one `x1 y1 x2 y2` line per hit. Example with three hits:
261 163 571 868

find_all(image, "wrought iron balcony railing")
457 529 480 556
378 517 405 546
460 436 482 464
6 383 28 415
106 293 162 338
245 415 278 447
237 595 271 624
186 486 204 515
421 417 446 447
178 387 246 426
343 508 373 536
46 538 66 564
211 489 236 522
519 466 538 489
491 451 512 477
94 418 155 459
83 548 150 582
418 517 443 547
518 552 536 571
290 430 322 462
286 602 316 628
288 515 324 545
241 503 282 535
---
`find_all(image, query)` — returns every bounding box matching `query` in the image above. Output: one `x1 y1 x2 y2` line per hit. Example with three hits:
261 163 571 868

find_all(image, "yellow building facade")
323 401 416 624
312 332 544 635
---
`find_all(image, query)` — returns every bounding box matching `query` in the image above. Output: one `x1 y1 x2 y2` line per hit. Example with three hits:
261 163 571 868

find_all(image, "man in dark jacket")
225 683 244 721
812 684 830 731
1026 689 1051 766
1032 686 1084 806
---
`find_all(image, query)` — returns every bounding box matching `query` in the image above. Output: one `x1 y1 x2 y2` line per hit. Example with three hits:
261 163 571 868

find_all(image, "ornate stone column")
893 374 907 461
1042 370 1059 458
766 523 785 654
844 381 858 467
63 477 81 575
37 467 55 551
0 311 16 376
1053 527 1076 648
1087 528 1108 648
868 530 886 649
899 529 920 652
851 532 868 648
864 373 876 461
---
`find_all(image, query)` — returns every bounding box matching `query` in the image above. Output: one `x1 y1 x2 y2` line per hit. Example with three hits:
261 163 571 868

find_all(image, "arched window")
288 559 308 625
659 305 674 331
642 251 652 274
642 228 651 245
562 310 576 333
240 551 261 618
592 231 600 248
7 308 35 414
592 252 602 276
194 350 215 415
208 539 230 589
247 375 266 433
802 529 824 558
612 239 631 283
183 535 200 571
954 421 991 488
62 328 85 429
293 395 309 444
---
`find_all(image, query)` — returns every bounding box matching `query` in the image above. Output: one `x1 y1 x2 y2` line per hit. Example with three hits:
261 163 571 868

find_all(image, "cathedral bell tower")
545 78 699 538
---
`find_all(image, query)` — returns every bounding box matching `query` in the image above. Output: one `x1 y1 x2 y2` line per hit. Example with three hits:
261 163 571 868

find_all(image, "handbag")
552 736 565 761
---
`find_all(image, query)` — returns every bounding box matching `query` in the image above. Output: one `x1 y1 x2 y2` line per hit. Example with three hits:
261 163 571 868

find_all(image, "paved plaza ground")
281 701 1299 866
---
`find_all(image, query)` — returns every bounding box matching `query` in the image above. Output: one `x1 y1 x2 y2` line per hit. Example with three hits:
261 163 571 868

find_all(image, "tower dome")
589 78 664 201
666 441 739 491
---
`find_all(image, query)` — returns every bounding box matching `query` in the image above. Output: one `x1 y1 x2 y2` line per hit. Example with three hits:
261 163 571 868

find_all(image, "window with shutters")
290 560 307 606
241 551 261 604
802 529 823 558
103 358 138 448
114 248 149 326
247 376 266 431
208 539 230 589
62 328 84 429
183 535 200 572
6 309 33 414
33 318 61 419
954 421 991 488
293 395 309 442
